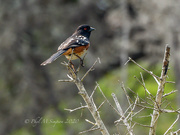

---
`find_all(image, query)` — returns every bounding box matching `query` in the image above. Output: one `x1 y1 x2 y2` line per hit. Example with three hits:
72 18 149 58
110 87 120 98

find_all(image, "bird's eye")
84 27 87 30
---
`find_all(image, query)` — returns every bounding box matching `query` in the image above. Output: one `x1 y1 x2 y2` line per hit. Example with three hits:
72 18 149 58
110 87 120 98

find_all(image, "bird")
41 24 95 67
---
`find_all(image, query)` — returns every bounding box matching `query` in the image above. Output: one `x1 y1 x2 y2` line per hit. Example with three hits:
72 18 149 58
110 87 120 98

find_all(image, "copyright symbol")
24 119 29 124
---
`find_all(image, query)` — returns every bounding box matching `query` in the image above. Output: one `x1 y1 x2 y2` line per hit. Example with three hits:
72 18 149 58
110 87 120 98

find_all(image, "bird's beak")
89 27 95 32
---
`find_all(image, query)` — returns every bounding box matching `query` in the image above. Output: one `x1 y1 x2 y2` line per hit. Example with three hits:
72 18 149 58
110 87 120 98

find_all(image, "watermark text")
24 117 79 127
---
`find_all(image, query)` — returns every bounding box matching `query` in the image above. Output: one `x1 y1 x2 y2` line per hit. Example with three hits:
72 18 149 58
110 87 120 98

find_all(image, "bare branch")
112 93 134 135
79 127 100 134
149 45 171 135
152 74 160 85
131 120 152 128
112 93 124 115
166 81 175 84
172 129 180 135
160 109 180 113
90 83 98 99
75 79 109 134
64 105 88 113
136 114 151 118
85 119 96 126
136 104 158 111
81 58 100 81
97 100 106 111
140 72 156 100
163 90 178 98
60 58 109 135
127 57 160 80
163 115 179 135
120 82 133 109
127 88 154 107
131 108 145 118
58 79 74 82
96 83 120 116
134 75 155 100
126 97 139 120
124 58 131 65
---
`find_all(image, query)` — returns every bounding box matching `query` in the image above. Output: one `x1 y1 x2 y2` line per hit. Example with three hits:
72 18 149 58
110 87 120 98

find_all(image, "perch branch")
60 59 109 135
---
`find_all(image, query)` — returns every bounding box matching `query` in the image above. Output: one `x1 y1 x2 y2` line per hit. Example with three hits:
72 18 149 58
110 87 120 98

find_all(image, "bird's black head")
75 24 95 38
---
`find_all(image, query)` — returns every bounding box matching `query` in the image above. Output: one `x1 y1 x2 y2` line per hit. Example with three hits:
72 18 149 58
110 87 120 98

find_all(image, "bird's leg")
81 52 87 66
74 54 84 67
67 49 74 65
76 52 87 73
67 49 77 73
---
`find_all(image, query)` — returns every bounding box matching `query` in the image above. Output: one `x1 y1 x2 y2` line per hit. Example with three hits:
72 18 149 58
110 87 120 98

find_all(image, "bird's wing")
57 35 89 51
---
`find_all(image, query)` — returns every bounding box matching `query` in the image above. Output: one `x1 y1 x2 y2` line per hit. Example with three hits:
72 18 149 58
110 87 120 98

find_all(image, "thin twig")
126 97 139 121
163 102 171 110
79 127 100 134
127 57 160 80
166 81 175 84
97 100 106 111
112 93 124 115
127 88 154 107
120 82 133 109
124 58 130 65
163 90 178 97
80 102 84 117
136 114 151 118
123 104 133 119
140 72 155 100
134 75 155 100
112 93 134 135
81 58 100 81
163 115 179 135
58 79 74 82
131 120 152 128
64 105 88 113
114 104 133 124
90 83 98 99
160 108 180 113
136 104 158 111
85 119 96 126
152 73 160 85
131 108 145 119
172 129 180 135
96 82 120 116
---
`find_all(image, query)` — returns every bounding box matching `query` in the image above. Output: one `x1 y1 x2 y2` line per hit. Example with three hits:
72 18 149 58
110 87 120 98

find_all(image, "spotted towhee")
41 24 95 66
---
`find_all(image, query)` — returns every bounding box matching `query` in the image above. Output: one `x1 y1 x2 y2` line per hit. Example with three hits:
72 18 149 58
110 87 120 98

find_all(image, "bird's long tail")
41 50 66 66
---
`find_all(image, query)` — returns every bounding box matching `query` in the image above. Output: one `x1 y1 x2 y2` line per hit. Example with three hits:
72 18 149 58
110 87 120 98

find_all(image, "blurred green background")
0 0 180 135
